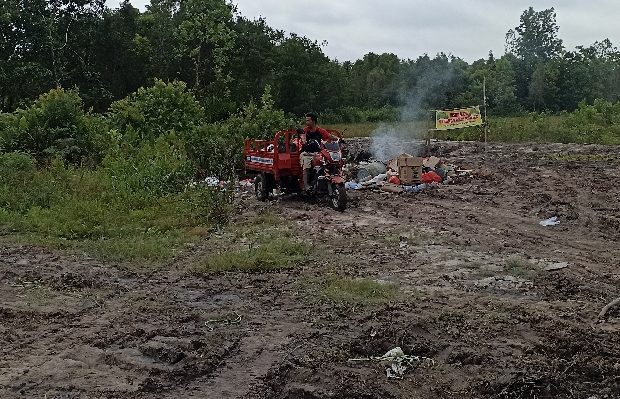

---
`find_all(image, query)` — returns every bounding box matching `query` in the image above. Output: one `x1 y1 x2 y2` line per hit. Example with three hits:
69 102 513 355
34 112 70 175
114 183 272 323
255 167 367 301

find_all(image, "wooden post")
425 129 432 156
483 76 488 144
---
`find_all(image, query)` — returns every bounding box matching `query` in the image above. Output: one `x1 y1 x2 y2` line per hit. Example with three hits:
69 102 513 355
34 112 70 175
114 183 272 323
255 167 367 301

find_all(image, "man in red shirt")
299 112 339 191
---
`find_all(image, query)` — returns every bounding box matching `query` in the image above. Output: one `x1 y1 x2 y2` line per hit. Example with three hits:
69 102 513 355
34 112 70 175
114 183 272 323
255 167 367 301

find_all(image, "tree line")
1 1 619 120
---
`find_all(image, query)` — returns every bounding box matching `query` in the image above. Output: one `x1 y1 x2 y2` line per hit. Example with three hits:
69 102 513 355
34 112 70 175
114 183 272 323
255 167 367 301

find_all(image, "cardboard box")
396 154 423 184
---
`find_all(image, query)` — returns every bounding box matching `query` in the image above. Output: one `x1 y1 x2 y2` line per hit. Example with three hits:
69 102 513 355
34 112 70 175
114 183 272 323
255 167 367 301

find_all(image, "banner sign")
247 156 273 165
435 106 482 130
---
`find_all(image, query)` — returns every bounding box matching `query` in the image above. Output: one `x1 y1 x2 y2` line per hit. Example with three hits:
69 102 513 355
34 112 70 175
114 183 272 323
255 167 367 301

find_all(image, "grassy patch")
0 193 214 264
194 213 311 273
197 237 310 273
323 278 398 304
504 257 541 280
231 212 287 239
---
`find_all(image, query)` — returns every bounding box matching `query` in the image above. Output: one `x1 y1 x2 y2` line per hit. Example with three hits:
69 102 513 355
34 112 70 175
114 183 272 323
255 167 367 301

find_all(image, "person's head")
305 112 318 129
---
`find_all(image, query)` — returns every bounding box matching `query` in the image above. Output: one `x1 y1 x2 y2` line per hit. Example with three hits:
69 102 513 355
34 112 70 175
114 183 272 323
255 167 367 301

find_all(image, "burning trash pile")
344 153 473 194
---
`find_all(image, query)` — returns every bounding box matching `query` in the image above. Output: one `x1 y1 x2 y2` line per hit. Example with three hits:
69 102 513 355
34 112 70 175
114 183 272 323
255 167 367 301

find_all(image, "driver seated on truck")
299 112 339 191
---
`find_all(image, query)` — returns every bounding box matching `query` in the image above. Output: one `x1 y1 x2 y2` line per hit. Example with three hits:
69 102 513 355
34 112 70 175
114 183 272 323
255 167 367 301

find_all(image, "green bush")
0 152 69 213
187 122 240 178
187 86 296 176
0 89 107 164
103 132 194 201
225 86 296 140
562 99 620 144
108 79 205 142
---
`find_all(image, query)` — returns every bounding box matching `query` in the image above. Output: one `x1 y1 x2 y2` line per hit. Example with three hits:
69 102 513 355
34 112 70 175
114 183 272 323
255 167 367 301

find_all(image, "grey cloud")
106 0 620 61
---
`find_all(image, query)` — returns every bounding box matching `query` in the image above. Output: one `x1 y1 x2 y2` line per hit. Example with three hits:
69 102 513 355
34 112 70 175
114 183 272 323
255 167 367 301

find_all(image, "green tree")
136 0 182 82
92 1 148 109
457 55 520 116
272 34 333 115
0 0 110 111
506 7 564 109
347 53 401 108
228 17 281 107
506 7 564 64
176 0 236 119
528 61 560 111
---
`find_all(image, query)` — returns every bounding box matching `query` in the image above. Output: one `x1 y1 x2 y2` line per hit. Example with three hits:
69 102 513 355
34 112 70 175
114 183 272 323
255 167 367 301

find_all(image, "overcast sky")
106 0 619 62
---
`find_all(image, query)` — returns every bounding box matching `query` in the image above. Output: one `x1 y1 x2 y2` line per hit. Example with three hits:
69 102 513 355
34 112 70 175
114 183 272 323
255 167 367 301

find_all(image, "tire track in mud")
165 320 309 398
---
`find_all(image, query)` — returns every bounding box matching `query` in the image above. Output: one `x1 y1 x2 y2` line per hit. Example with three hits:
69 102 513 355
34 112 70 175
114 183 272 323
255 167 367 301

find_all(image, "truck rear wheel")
255 174 270 201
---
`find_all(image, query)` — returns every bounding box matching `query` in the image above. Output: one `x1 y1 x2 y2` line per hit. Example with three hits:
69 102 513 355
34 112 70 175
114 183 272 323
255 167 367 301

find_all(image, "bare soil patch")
2 142 620 398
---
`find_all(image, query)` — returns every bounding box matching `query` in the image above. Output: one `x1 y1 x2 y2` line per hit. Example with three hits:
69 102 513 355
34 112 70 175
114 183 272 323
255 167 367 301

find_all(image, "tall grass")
326 121 431 139
328 107 620 145
0 152 232 264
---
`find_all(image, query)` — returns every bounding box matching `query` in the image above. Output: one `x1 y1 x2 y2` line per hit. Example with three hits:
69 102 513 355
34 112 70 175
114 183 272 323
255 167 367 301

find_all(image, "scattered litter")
357 161 387 181
435 167 447 179
204 177 220 187
345 181 361 190
402 183 431 193
238 179 254 192
205 311 242 332
423 156 441 168
396 154 424 185
348 347 434 379
421 171 442 184
188 176 230 189
369 173 388 184
346 152 472 195
545 262 569 271
380 183 404 194
388 175 401 185
540 216 561 226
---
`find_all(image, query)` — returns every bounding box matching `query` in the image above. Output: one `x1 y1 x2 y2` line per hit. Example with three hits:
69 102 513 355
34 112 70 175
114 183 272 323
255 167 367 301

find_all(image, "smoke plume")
370 55 459 160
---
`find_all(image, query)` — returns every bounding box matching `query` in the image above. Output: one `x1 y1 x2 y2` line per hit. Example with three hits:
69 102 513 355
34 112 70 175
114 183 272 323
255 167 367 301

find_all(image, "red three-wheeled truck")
243 129 347 211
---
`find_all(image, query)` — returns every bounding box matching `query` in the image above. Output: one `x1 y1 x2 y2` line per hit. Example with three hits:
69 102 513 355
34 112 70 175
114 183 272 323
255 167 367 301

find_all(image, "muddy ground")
1 141 620 399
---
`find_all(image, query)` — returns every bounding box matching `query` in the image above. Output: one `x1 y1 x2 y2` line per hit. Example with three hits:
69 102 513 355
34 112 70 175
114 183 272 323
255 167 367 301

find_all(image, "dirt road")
1 142 619 398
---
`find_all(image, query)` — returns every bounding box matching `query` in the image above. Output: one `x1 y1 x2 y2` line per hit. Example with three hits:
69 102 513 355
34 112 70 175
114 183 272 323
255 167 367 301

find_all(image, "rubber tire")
330 183 347 212
255 174 270 201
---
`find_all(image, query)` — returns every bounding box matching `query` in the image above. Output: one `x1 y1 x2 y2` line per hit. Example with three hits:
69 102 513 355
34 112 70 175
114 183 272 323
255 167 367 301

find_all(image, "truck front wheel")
330 183 347 212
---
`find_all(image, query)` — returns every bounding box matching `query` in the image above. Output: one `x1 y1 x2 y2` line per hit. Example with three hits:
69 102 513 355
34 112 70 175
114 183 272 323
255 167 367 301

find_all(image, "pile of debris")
345 153 472 194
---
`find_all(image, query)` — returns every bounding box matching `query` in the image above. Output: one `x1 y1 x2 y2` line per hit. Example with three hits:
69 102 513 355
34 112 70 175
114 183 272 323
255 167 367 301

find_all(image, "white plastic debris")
348 346 434 379
539 216 560 226
204 177 220 187
345 181 361 190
